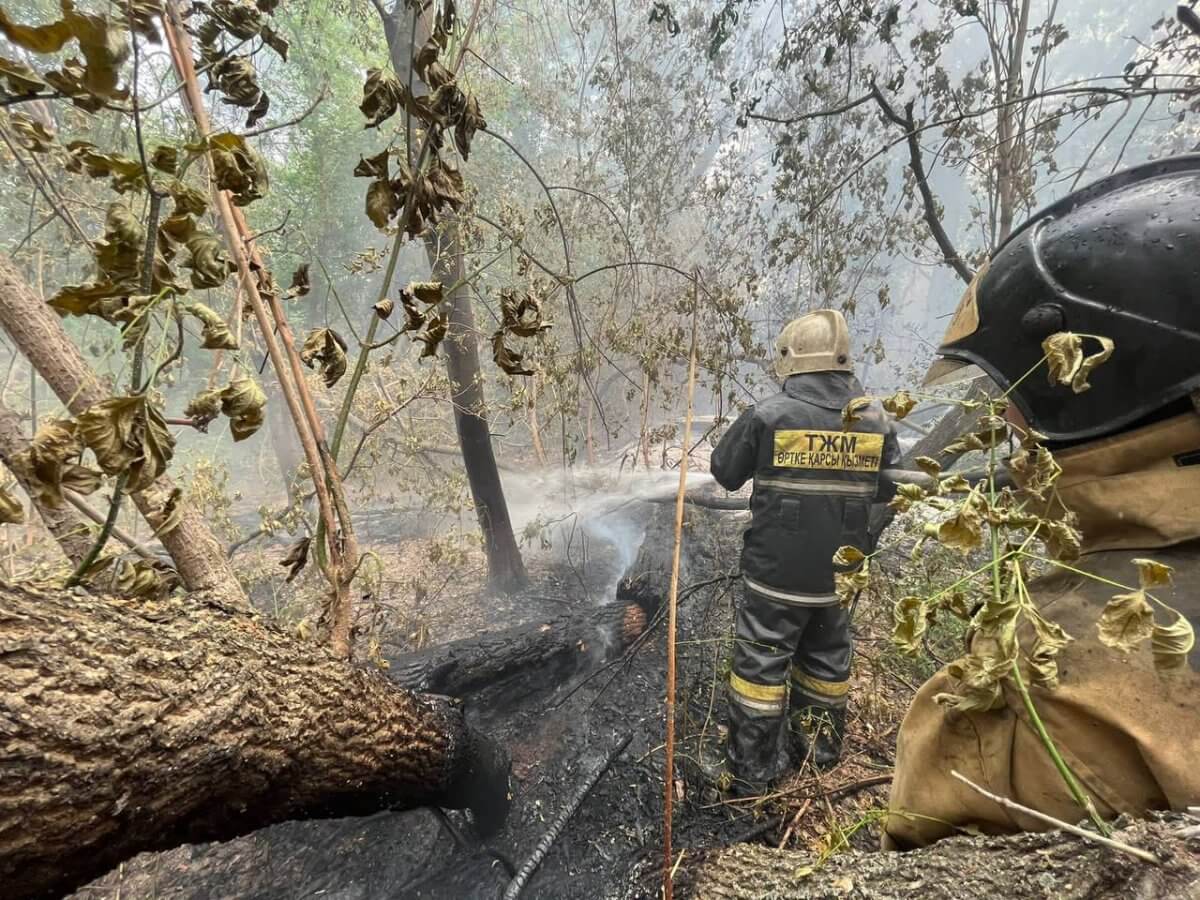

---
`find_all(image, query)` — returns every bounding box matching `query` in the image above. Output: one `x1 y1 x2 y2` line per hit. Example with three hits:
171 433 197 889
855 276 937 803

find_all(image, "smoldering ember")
1 2 1198 899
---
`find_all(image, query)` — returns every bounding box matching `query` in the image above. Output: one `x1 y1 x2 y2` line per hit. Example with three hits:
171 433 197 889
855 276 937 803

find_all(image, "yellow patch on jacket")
773 429 884 472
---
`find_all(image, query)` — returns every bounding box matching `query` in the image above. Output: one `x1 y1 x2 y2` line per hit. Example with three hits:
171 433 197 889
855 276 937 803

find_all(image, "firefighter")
709 309 902 794
885 156 1200 848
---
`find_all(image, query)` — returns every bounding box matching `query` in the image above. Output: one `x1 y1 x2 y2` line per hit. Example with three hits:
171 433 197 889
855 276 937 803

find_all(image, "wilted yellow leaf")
834 559 870 607
184 389 223 428
408 280 444 304
1026 608 1072 689
1097 590 1155 653
936 505 984 553
881 390 917 419
892 596 927 655
841 396 871 430
1072 336 1114 393
186 303 238 350
934 654 1008 712
832 545 866 567
1132 558 1174 590
888 482 926 512
1008 445 1062 502
300 328 349 388
208 132 269 206
1043 332 1083 387
76 396 175 492
1152 613 1195 675
1042 332 1114 393
1039 517 1081 562
219 376 267 442
915 456 942 478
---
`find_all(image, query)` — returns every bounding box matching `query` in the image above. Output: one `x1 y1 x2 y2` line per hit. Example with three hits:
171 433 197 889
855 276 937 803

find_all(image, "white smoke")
500 467 718 601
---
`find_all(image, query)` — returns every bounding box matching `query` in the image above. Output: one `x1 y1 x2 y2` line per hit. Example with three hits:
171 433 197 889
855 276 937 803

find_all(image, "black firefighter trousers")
725 583 851 783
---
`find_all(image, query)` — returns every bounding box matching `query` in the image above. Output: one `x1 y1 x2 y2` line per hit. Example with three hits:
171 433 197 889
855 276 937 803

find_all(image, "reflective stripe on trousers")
725 585 852 783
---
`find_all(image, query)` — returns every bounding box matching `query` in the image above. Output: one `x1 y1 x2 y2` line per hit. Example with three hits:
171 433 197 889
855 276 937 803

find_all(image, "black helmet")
925 155 1200 443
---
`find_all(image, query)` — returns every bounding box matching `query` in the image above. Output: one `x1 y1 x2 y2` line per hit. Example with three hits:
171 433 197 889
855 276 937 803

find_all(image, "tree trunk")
639 371 653 469
0 253 247 608
0 401 95 566
426 229 528 593
529 376 548 467
0 581 510 900
658 816 1198 899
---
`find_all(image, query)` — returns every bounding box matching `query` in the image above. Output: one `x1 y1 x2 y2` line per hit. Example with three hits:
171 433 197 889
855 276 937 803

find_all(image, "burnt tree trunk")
0 582 510 900
427 229 528 593
0 253 247 608
390 599 653 697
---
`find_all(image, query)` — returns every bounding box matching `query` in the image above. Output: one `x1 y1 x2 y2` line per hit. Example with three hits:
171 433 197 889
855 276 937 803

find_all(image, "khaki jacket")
884 413 1200 848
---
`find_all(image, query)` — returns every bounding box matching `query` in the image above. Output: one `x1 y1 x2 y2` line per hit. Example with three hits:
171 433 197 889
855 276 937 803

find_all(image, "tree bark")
528 376 549 467
426 229 528 593
0 402 94 566
0 581 510 900
658 816 1199 899
0 252 247 608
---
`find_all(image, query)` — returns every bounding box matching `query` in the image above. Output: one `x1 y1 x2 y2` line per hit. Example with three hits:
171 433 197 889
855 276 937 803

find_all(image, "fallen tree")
0 582 510 900
654 815 1200 900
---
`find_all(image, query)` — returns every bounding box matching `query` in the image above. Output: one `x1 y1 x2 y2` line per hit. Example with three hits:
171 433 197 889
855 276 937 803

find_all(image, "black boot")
789 703 847 771
720 704 792 796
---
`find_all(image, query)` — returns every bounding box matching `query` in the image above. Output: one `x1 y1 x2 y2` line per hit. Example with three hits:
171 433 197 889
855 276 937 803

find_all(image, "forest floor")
65 490 958 900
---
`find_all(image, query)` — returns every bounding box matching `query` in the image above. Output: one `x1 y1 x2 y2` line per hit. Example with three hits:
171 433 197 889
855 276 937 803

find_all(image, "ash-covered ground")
73 494 911 900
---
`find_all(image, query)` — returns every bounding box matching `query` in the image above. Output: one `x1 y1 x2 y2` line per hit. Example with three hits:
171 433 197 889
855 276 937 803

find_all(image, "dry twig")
950 770 1159 864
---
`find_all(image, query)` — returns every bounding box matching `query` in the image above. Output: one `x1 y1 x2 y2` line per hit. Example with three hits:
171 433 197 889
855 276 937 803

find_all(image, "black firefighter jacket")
710 372 901 605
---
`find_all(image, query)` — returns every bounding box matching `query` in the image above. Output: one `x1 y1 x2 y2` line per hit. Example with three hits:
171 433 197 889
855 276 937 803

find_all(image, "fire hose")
501 732 633 900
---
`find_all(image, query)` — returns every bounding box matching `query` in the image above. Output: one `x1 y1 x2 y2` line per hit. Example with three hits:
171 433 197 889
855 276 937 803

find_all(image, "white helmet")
774 309 853 378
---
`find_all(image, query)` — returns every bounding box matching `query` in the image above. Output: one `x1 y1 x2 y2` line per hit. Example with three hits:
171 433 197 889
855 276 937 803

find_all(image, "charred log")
389 600 653 697
0 582 510 900
388 503 680 699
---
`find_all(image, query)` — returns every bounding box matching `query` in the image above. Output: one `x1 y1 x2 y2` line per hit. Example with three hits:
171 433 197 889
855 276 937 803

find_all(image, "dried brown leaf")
300 328 349 388
280 536 311 583
185 302 238 350
219 376 266 441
